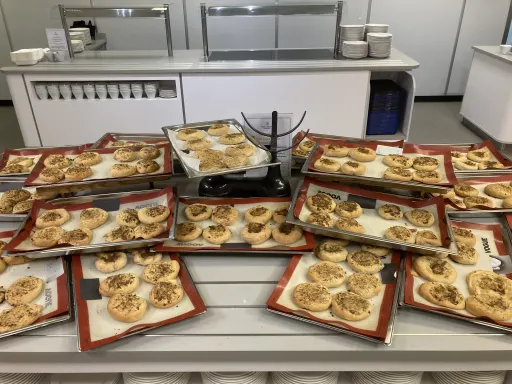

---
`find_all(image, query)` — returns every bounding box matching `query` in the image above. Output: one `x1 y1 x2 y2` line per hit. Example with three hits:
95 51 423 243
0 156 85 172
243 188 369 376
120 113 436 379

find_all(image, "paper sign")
46 28 70 59
376 145 403 156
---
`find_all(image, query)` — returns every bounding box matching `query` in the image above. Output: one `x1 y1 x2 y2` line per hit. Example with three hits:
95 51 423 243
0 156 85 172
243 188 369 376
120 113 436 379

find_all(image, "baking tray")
91 132 168 149
162 119 280 178
2 188 178 259
301 143 452 194
400 211 512 333
0 257 73 339
287 177 457 255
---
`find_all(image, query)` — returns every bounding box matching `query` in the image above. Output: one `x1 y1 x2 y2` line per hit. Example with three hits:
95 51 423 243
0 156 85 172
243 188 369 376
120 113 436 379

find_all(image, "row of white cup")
34 82 165 100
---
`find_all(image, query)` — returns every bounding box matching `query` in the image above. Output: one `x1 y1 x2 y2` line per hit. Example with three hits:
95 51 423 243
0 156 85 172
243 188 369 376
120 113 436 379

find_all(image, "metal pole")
164 4 174 57
58 5 75 59
333 1 343 59
200 3 209 60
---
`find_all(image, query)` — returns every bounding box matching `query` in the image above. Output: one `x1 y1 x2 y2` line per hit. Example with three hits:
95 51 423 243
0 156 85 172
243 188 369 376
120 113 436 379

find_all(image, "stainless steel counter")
472 46 512 66
1 48 419 74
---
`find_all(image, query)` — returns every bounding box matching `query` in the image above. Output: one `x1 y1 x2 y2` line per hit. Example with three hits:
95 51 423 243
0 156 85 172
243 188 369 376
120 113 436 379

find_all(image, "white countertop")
473 46 512 65
1 48 419 74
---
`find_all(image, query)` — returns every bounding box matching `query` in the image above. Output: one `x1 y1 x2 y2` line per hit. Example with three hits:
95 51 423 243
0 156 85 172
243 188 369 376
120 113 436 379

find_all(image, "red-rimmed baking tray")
92 133 169 149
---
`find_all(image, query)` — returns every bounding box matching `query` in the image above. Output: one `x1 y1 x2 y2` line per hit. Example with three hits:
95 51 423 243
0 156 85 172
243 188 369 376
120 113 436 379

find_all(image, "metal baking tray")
162 119 280 178
286 178 457 256
2 189 178 259
301 143 451 194
91 132 167 149
0 257 73 340
399 210 512 333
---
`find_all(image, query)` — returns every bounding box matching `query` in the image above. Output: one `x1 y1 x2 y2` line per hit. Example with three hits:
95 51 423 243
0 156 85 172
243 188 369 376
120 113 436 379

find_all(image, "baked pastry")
335 201 362 218
323 144 349 157
139 147 160 160
293 283 331 311
176 128 205 141
134 223 165 239
110 141 133 147
6 276 43 306
454 160 478 170
36 209 70 228
1 189 31 204
0 304 42 332
65 165 93 181
405 209 435 227
419 282 465 310
40 168 65 183
315 240 348 262
384 226 415 243
463 196 493 209
451 152 467 162
416 230 442 246
377 204 403 220
272 206 289 224
348 147 376 162
478 161 504 170
104 226 135 242
452 227 476 246
384 167 413 181
202 224 231 244
136 160 160 174
138 205 170 224
2 255 30 266
12 200 33 214
308 261 346 288
292 149 309 157
450 242 478 265
383 155 413 168
80 208 108 229
360 244 390 257
225 144 255 157
113 148 137 162
186 138 212 151
116 208 140 228
219 133 246 145
347 273 381 299
7 157 33 168
466 294 512 322
449 197 466 209
467 149 491 163
298 140 315 152
150 281 184 308
31 226 64 247
110 164 137 178
503 197 512 208
307 212 334 227
412 156 440 171
341 161 366 176
207 124 230 136
331 291 372 321
74 152 101 166
108 293 147 323
454 184 479 197
99 273 139 296
95 252 128 273
466 270 512 299
306 193 336 213
271 223 303 244
211 205 239 225
314 158 341 172
484 183 512 199
335 217 365 233
44 154 72 169
174 222 202 242
223 154 249 169
413 170 442 184
199 159 227 171
414 256 456 283
0 200 13 214
142 260 180 284
245 205 272 224
185 204 212 222
439 189 456 199
194 149 224 161
58 228 93 246
0 164 25 174
347 251 383 274
132 249 163 265
242 223 271 245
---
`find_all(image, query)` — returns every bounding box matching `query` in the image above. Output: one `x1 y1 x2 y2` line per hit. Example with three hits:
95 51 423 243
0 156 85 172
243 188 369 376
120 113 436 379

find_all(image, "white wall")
0 5 12 99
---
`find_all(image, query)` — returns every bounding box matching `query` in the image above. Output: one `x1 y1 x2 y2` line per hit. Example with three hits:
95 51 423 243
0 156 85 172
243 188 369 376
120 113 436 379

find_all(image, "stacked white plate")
340 25 364 41
50 372 121 384
70 28 92 45
119 83 131 99
144 82 158 99
353 372 423 384
432 371 506 384
203 372 267 384
0 373 46 384
69 31 87 46
159 86 177 99
272 372 338 384
342 41 368 59
365 23 389 34
71 40 84 53
131 83 143 99
124 372 190 384
367 32 393 58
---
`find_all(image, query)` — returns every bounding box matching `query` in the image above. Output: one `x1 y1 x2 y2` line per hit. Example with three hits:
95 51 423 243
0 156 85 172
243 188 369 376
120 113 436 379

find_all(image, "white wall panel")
0 5 12 99
447 0 511 95
370 0 464 96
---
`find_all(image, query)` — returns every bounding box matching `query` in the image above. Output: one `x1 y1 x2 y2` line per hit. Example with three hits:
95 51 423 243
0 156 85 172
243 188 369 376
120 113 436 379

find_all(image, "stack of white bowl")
353 372 423 384
340 25 365 41
47 83 60 100
70 28 92 45
159 86 177 99
71 83 84 100
367 33 393 58
0 373 46 384
124 372 190 384
203 372 267 384
271 372 338 384
119 83 131 99
34 83 48 100
131 83 144 99
342 41 368 59
71 40 85 53
107 83 120 99
50 372 121 384
69 31 87 46
83 82 96 100
432 371 506 384
95 82 107 100
144 82 159 99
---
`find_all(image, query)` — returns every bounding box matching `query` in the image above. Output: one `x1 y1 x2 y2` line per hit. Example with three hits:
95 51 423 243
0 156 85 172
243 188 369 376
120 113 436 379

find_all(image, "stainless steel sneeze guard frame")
162 119 279 178
91 133 167 149
2 189 178 259
286 178 457 255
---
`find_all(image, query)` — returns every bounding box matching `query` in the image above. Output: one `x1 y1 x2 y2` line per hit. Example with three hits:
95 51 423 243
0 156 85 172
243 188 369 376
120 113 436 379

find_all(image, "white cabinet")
447 0 511 95
0 5 12 100
370 0 464 96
